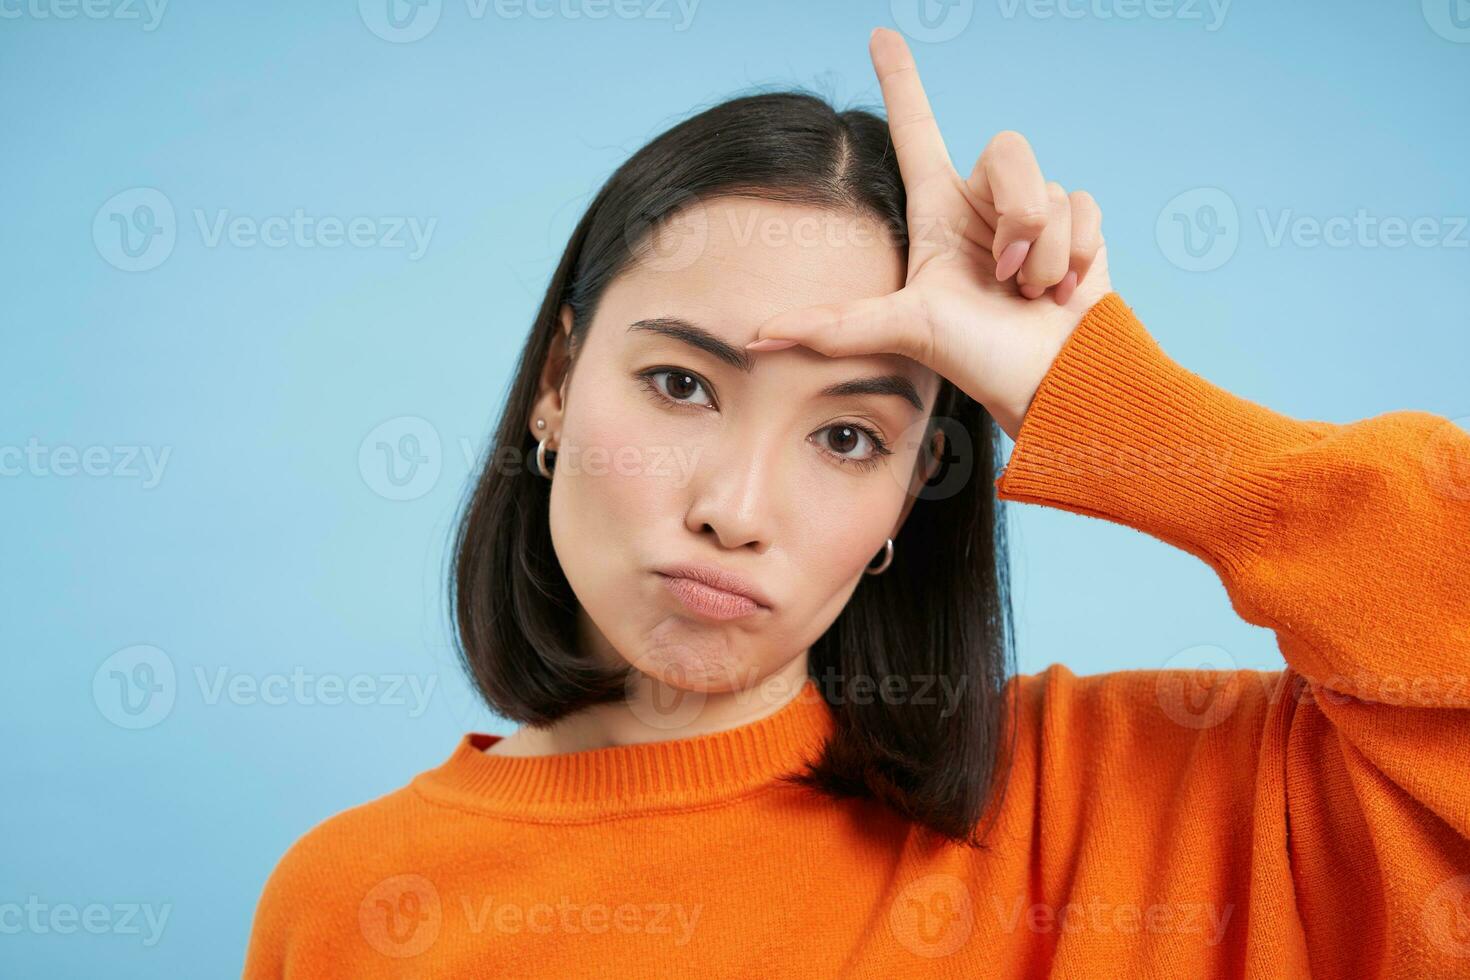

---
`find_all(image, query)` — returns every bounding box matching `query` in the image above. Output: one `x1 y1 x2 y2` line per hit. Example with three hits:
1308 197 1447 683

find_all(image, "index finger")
870 27 954 194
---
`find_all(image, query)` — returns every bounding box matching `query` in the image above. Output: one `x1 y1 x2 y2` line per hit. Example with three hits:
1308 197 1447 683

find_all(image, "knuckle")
1045 181 1068 202
1029 265 1066 287
1009 206 1050 234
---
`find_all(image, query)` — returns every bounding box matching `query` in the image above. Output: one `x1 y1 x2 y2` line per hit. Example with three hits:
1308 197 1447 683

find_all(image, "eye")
813 422 891 472
639 368 715 408
638 367 891 473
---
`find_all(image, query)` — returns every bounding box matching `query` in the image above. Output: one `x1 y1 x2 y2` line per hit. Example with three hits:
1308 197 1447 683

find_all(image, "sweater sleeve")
993 293 1470 969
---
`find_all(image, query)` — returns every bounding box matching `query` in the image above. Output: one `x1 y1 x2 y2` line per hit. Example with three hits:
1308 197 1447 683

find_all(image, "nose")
682 428 785 553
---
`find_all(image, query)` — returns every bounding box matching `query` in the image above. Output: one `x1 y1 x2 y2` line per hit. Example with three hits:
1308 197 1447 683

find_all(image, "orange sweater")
242 294 1470 978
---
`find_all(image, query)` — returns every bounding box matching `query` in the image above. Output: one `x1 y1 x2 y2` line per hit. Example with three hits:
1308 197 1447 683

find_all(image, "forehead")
595 197 927 380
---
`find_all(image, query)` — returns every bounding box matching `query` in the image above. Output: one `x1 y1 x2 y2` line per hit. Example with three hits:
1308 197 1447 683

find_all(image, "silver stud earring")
864 537 894 575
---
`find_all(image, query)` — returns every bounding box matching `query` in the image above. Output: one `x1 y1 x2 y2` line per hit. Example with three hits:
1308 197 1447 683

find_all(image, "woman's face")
531 197 941 695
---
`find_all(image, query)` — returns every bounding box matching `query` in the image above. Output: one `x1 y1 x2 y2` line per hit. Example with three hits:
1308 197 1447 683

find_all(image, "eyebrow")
628 317 926 412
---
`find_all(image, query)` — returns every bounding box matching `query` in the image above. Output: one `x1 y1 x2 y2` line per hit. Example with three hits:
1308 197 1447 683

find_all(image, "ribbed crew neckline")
411 677 836 821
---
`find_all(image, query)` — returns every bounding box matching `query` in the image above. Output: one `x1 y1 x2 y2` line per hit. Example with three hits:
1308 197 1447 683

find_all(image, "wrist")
986 312 1076 442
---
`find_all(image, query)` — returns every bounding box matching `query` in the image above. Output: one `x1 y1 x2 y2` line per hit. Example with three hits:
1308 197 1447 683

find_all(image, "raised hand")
746 27 1112 441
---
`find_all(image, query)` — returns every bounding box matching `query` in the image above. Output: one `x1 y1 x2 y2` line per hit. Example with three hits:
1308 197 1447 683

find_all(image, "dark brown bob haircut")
449 89 1018 848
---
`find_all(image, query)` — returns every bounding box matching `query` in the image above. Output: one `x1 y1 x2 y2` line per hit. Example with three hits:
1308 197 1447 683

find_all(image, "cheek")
547 388 688 642
787 480 896 600
553 397 681 533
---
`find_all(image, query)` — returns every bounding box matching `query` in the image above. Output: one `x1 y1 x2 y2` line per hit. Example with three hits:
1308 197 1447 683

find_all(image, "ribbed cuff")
994 293 1324 578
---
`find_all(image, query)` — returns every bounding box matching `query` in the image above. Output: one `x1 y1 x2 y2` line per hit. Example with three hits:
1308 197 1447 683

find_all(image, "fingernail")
1054 270 1078 305
1019 283 1045 300
995 240 1030 281
746 338 798 351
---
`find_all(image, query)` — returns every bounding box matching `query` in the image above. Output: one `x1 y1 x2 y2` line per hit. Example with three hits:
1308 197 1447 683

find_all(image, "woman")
242 28 1470 979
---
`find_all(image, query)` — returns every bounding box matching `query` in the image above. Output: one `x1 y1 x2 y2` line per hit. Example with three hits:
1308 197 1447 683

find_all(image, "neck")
489 649 813 757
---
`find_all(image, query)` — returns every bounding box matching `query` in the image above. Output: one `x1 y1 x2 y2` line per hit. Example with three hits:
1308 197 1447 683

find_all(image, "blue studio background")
3 1 1467 976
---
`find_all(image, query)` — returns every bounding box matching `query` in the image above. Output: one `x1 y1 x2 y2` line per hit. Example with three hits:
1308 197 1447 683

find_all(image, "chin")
628 622 763 694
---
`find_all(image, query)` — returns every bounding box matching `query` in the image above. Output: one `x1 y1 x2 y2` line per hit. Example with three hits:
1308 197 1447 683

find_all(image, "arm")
995 291 1470 970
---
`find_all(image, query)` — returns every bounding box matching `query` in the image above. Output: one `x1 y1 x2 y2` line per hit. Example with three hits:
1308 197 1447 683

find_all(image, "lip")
655 562 772 621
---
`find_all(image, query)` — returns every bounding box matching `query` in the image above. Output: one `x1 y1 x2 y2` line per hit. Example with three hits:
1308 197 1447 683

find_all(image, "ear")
891 427 945 535
528 304 575 446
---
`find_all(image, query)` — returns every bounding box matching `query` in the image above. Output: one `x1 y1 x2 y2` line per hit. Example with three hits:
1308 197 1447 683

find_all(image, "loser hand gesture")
747 27 1112 441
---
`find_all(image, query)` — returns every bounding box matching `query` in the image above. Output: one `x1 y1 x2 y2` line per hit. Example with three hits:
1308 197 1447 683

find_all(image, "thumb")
745 289 929 363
